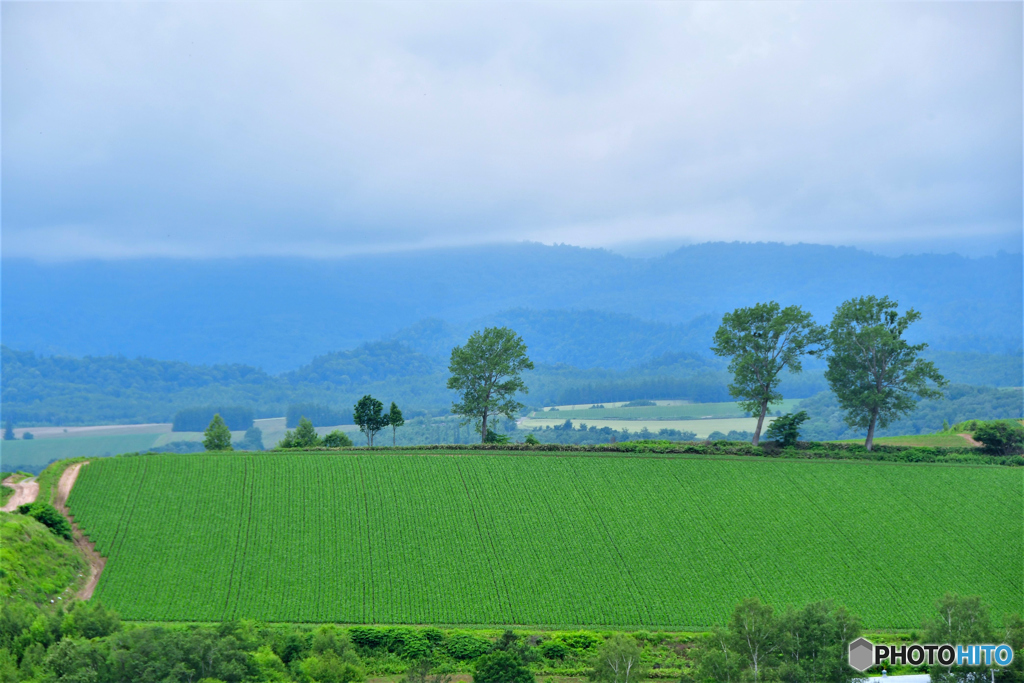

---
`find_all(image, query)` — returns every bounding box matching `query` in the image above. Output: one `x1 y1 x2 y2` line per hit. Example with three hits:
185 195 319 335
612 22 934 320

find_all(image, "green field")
67 452 1022 628
836 433 977 448
0 418 362 470
533 399 804 421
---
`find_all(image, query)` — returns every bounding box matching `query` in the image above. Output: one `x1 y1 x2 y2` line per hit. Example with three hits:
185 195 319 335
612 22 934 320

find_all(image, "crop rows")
67 453 1023 628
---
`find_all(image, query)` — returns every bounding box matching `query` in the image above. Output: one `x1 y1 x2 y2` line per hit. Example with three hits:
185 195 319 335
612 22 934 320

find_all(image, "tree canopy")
447 327 534 444
353 395 388 447
388 402 404 447
202 414 233 451
823 296 947 450
711 302 824 444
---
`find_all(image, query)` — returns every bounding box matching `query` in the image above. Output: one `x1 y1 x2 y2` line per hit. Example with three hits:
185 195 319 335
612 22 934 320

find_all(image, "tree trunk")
481 411 488 444
865 409 878 451
393 427 396 448
752 399 769 446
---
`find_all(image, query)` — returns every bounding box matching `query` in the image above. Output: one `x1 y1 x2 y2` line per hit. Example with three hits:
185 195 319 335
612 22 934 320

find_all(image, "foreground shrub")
16 503 72 541
974 420 1024 455
473 651 533 683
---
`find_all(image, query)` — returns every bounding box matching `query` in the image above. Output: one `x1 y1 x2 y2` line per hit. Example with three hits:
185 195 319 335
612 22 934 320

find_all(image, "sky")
2 1 1021 260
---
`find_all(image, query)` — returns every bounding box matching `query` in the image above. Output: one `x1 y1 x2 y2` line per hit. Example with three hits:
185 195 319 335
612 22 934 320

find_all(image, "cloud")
2 1 1020 259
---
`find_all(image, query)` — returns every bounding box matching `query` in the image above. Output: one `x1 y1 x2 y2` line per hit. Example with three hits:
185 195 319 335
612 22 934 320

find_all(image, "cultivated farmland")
531 398 804 421
67 452 1022 628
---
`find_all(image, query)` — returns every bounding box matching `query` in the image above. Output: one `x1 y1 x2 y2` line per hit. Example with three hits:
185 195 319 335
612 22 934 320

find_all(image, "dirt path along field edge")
959 433 983 447
52 462 108 601
1 475 39 512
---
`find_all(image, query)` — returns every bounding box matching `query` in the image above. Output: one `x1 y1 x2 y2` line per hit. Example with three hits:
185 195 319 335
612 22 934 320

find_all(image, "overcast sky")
2 2 1021 260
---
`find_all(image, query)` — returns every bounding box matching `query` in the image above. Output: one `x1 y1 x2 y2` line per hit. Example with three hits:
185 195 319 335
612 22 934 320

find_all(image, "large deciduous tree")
203 414 233 451
824 296 946 451
712 302 824 445
447 327 534 444
353 395 388 447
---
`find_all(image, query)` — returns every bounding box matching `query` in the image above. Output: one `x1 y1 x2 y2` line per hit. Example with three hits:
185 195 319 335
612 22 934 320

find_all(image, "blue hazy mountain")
3 242 1020 372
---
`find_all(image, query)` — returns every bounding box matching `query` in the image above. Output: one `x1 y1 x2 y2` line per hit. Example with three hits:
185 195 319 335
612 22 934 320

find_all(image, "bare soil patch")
1 475 39 512
958 433 983 447
52 463 107 600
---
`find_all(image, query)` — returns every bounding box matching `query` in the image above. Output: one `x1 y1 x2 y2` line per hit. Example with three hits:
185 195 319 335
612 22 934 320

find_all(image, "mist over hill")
3 242 1020 372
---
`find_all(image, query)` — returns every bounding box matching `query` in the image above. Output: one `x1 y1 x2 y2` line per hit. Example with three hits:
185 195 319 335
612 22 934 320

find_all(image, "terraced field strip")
67 452 1024 628
534 398 803 421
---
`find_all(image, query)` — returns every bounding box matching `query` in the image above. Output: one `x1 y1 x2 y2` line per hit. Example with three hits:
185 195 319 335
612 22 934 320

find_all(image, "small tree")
589 634 644 683
924 594 995 683
277 417 322 449
388 402 404 447
824 296 947 451
727 598 780 683
203 414 233 451
973 420 1024 456
3 421 13 441
448 327 534 444
294 417 322 448
712 302 824 445
236 426 264 451
763 411 809 447
403 657 452 683
353 395 388 447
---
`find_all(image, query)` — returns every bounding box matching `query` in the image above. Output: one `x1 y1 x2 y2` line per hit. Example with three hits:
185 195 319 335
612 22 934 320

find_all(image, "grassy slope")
0 512 86 604
68 452 1022 629
837 433 976 448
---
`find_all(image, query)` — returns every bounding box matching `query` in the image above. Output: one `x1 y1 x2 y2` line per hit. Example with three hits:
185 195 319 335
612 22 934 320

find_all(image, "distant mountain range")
3 241 1020 372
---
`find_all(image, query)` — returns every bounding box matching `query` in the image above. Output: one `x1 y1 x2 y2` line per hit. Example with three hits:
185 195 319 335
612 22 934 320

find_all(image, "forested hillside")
2 340 1019 436
4 242 1020 371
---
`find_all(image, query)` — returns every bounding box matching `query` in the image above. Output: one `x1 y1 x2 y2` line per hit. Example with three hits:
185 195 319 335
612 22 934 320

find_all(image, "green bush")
484 429 509 444
323 430 354 448
16 503 73 541
444 633 491 660
974 420 1024 455
539 640 570 660
763 411 809 447
61 601 120 639
473 651 533 683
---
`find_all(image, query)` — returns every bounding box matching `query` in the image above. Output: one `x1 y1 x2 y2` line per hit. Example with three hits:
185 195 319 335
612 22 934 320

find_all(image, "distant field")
835 433 977 448
532 399 803 421
0 434 164 470
0 418 362 469
519 416 774 439
68 452 1023 628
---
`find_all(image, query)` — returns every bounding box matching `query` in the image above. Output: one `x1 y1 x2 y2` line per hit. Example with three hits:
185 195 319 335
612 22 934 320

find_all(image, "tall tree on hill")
824 296 946 451
712 302 825 445
447 327 534 444
203 414 233 451
388 402 404 447
353 395 387 447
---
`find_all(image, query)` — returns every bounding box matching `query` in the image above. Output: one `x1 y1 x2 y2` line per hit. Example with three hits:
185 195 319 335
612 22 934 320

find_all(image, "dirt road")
52 463 107 600
1 475 39 512
959 433 983 447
